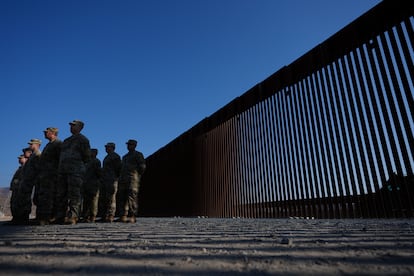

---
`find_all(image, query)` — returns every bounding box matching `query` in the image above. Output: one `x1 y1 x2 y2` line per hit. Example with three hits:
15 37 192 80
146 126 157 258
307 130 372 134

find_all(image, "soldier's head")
28 138 41 151
43 127 59 141
18 154 27 165
126 139 137 151
22 147 33 158
104 142 116 153
91 148 98 158
105 142 115 150
69 120 84 134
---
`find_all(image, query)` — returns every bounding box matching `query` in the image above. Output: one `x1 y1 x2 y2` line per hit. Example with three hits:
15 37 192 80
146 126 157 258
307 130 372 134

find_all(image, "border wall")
139 0 414 218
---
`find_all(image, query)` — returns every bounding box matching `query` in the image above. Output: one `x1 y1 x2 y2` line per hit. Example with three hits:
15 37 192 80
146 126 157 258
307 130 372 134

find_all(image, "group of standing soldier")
8 120 146 225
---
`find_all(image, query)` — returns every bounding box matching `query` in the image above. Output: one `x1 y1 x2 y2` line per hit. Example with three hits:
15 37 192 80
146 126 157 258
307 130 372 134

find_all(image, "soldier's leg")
13 180 33 223
10 189 18 218
54 174 68 224
127 175 139 223
97 182 106 218
66 174 83 221
81 191 91 220
107 180 118 217
91 189 99 219
117 181 129 222
36 176 54 223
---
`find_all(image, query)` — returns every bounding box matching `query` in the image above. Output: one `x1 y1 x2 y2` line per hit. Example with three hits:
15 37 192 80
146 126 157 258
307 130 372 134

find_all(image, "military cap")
105 142 116 148
69 120 84 128
91 148 98 154
22 147 32 153
126 139 137 146
28 138 41 145
43 127 59 134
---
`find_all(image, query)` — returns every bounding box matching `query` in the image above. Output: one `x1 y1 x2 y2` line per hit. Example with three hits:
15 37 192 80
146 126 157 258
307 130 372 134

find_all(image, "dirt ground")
0 217 413 275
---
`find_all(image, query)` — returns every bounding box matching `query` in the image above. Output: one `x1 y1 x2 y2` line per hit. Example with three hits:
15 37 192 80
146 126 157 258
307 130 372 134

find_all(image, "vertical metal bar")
236 114 247 217
288 85 303 217
217 124 224 217
216 128 222 217
201 135 206 216
251 105 261 218
398 20 414 120
204 133 210 216
211 132 218 217
286 87 295 217
395 22 414 171
283 87 294 217
377 31 414 216
261 99 272 217
318 68 345 218
258 100 269 217
293 83 311 218
365 38 397 216
224 122 231 217
310 72 336 218
326 63 355 218
340 57 365 217
264 99 274 218
225 121 232 218
229 118 237 218
395 22 414 148
346 51 379 218
298 79 318 217
304 77 326 218
402 18 414 90
281 89 292 217
223 122 230 217
248 105 258 217
254 103 265 217
206 133 213 217
382 29 414 175
242 111 251 218
370 38 402 175
331 61 360 217
362 44 393 217
206 132 213 216
236 115 243 218
289 84 305 217
219 124 226 217
243 108 254 217
320 69 341 217
274 92 286 217
338 56 370 218
230 117 237 217
270 94 282 218
197 137 202 216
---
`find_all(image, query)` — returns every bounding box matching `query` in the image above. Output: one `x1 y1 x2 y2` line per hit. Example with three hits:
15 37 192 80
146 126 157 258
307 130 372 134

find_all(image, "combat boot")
38 219 49 226
104 215 114 223
87 216 96 223
129 215 136 223
64 217 78 225
120 215 128 223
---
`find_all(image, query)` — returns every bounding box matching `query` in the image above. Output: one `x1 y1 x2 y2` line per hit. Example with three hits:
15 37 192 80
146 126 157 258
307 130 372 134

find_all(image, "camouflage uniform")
55 132 91 222
14 142 42 223
81 150 102 222
118 140 146 221
36 136 62 222
9 156 25 218
101 146 121 220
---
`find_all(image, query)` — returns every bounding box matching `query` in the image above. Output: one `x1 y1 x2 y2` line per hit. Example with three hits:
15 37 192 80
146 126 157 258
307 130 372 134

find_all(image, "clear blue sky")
0 0 381 187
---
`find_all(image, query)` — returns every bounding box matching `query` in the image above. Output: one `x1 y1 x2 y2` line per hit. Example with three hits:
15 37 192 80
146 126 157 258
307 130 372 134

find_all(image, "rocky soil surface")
0 217 413 275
